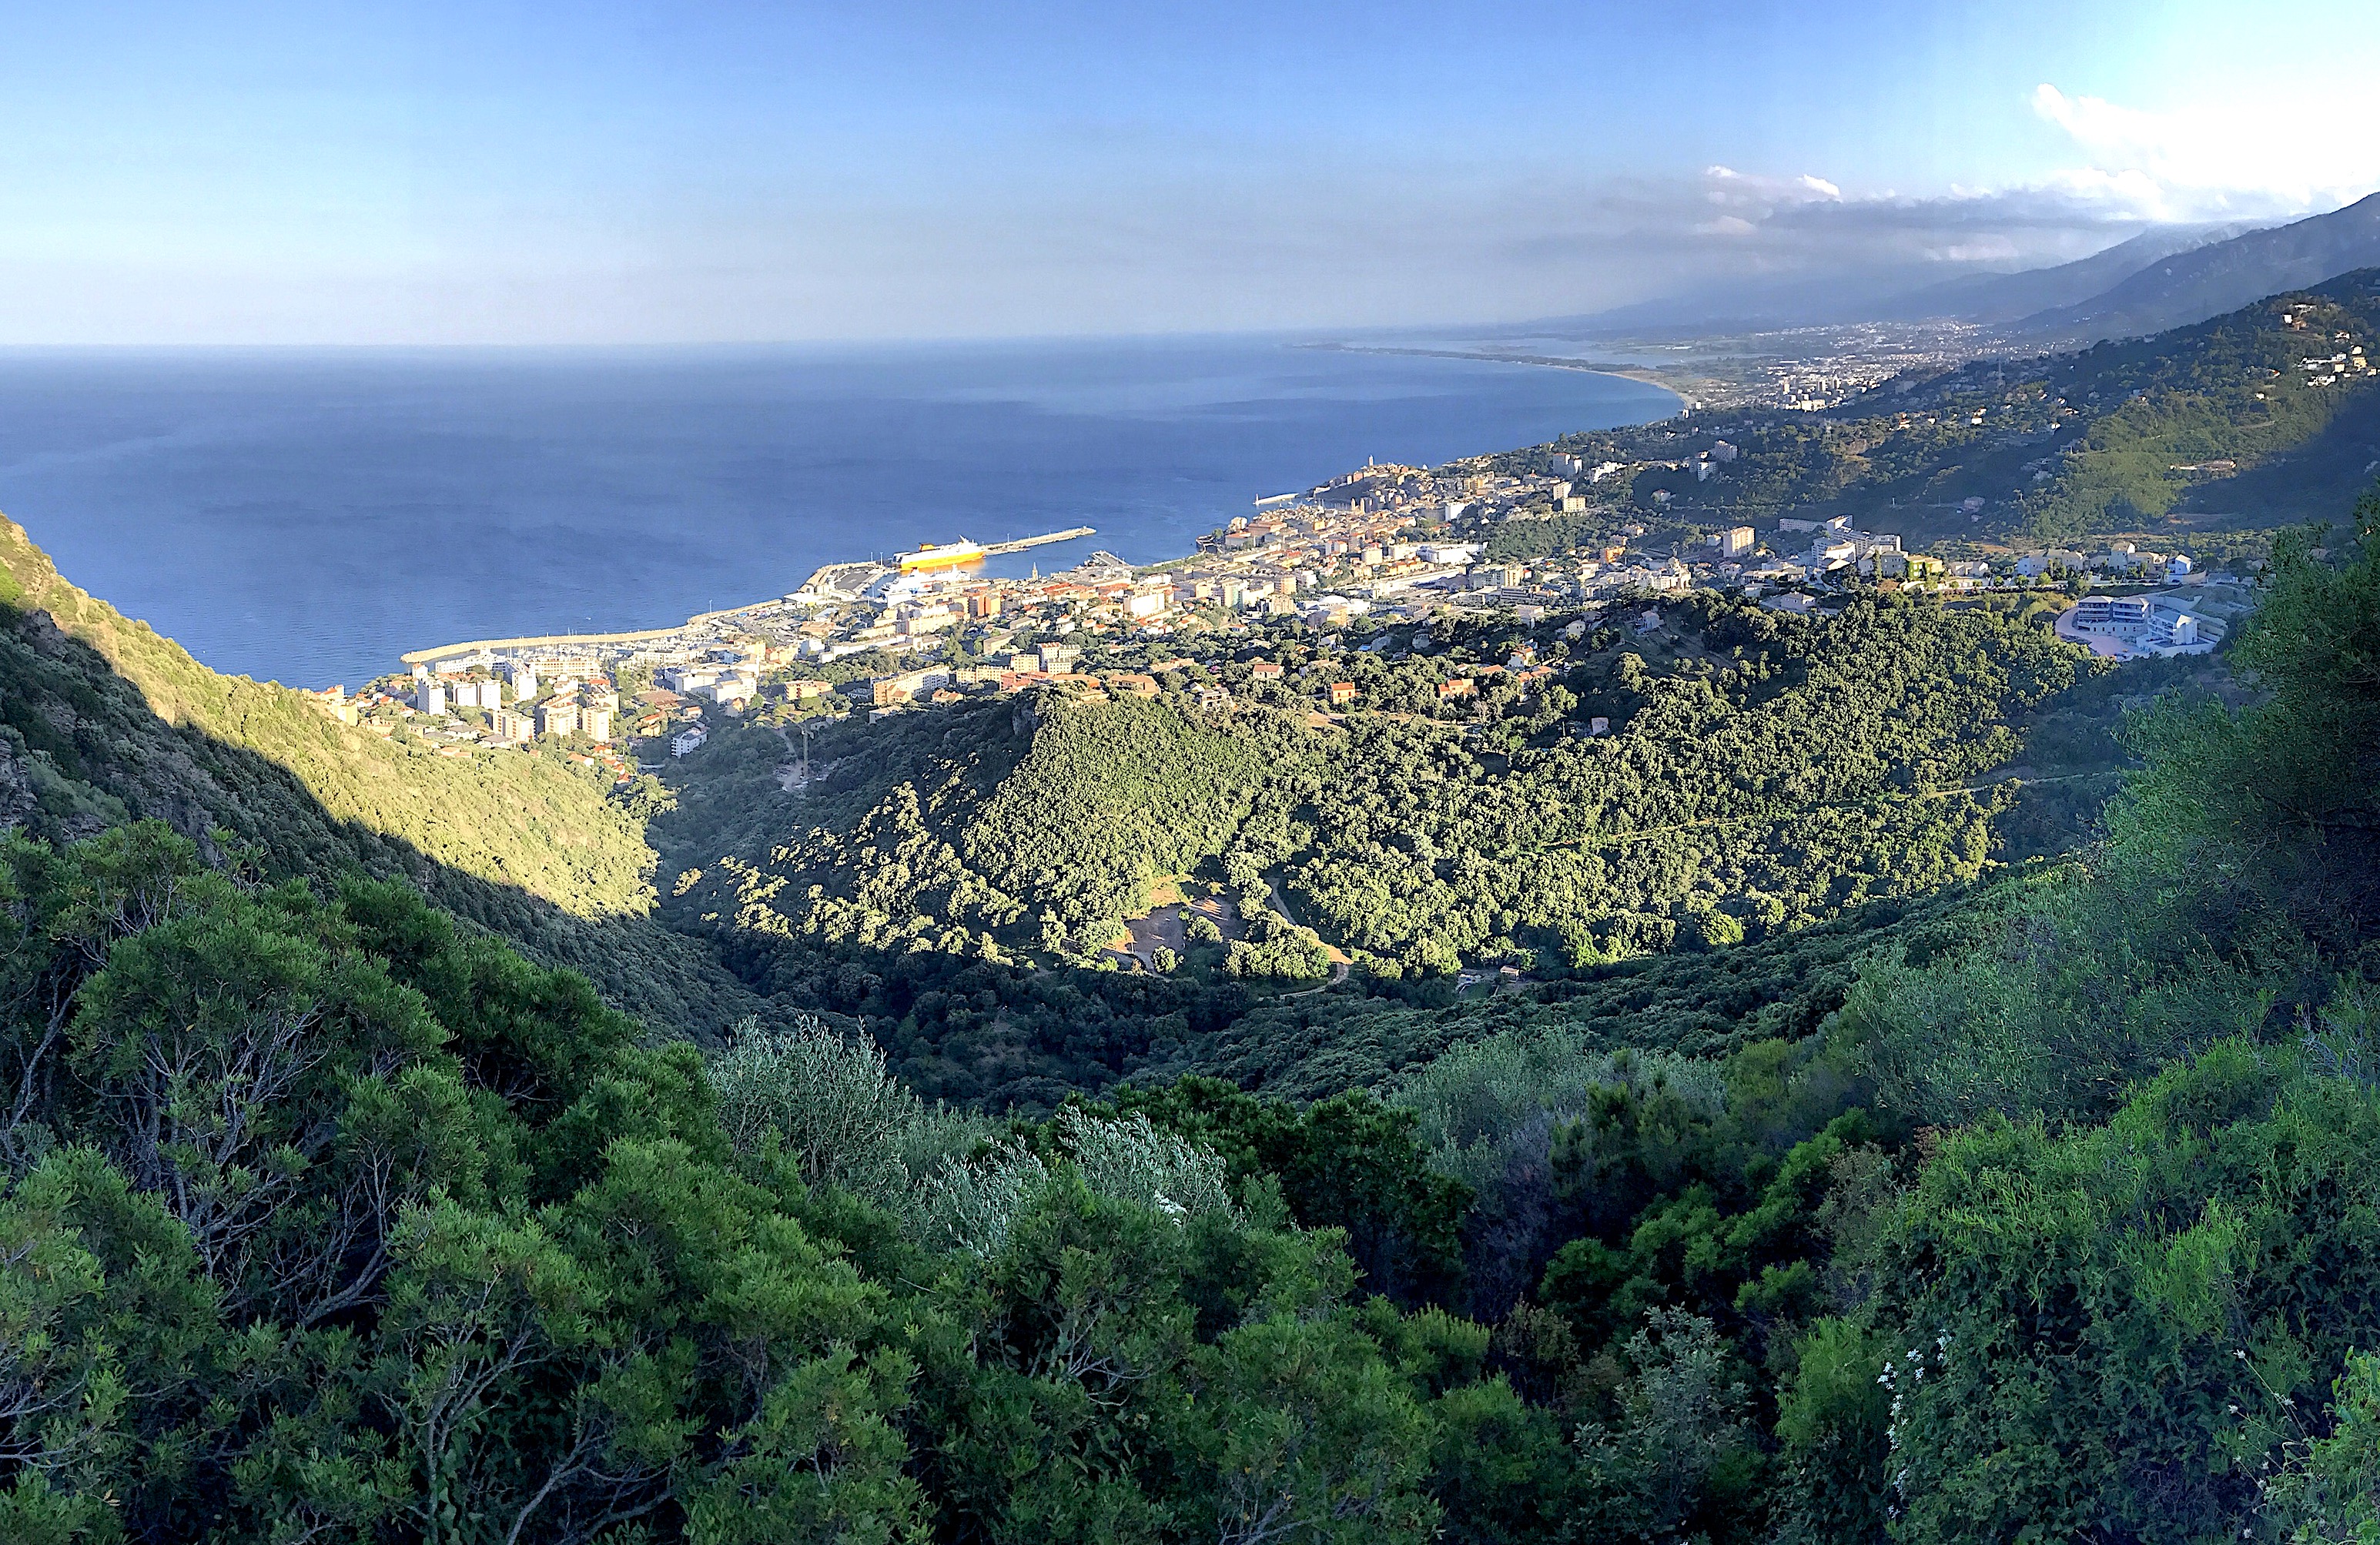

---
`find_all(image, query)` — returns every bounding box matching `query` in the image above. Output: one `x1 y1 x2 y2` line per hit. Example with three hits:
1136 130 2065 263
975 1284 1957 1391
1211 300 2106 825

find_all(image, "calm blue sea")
0 338 1675 689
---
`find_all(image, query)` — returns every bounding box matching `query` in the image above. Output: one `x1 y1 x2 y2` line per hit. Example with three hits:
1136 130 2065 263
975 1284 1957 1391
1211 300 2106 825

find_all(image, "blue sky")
5 0 2375 343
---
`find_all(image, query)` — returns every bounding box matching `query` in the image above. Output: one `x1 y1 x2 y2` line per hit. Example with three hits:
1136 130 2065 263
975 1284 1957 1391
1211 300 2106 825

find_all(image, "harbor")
982 526 1096 556
397 525 1100 667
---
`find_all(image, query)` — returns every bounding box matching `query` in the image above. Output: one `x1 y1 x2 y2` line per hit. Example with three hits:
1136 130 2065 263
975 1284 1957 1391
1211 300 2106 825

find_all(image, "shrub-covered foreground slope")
5 492 2380 1541
0 516 770 1038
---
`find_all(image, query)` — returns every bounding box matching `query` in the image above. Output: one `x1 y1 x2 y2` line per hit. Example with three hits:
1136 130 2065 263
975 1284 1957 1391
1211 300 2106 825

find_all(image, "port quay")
396 526 1096 669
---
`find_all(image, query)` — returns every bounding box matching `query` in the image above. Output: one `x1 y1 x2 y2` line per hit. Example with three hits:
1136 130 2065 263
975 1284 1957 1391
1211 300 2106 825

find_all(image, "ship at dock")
897 540 987 574
895 527 1096 574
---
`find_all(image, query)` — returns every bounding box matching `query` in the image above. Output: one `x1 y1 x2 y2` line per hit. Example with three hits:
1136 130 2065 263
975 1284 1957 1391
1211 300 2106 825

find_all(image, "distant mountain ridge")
1520 193 2380 341
1508 236 2213 336
1876 224 2253 323
2013 192 2380 343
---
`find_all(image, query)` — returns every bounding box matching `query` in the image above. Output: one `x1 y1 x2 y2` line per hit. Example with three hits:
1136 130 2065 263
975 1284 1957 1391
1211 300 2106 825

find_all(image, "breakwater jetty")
398 525 1098 667
982 526 1095 556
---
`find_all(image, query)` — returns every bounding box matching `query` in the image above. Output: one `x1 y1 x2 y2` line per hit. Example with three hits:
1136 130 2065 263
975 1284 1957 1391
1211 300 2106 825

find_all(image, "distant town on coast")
326 347 2257 779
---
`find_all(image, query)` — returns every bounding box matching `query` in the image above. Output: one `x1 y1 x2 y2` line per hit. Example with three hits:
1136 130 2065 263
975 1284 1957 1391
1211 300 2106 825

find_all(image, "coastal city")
323 440 2236 770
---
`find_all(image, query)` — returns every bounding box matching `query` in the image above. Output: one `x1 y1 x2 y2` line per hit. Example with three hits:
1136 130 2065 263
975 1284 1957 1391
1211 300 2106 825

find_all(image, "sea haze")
0 338 1677 689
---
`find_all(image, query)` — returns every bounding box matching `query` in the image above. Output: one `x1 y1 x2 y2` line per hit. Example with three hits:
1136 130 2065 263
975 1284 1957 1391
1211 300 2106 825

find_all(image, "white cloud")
2030 82 2380 218
1698 166 1854 216
1922 238 2020 263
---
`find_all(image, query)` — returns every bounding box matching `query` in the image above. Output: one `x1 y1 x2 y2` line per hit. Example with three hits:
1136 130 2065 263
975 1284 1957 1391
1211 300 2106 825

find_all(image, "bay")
0 336 1675 689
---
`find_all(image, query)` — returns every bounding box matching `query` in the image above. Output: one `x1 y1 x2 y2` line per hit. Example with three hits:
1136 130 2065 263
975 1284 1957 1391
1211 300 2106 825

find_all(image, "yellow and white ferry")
896 540 986 574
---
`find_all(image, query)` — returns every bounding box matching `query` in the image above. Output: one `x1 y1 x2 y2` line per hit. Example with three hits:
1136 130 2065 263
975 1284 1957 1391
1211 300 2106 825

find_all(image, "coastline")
391 353 1680 673
1294 342 1693 410
397 527 1096 666
399 611 762 668
2 341 1677 688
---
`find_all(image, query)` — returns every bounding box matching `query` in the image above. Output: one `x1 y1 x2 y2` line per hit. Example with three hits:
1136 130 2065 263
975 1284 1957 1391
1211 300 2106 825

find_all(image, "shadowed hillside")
0 516 776 1038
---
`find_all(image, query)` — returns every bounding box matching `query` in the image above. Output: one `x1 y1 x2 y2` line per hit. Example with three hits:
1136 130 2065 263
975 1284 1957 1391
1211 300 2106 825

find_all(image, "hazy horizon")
9 0 2379 346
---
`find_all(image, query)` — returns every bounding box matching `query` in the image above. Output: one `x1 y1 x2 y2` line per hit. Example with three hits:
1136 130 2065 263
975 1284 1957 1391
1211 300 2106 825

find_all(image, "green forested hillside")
631 590 2138 1119
1277 597 2081 968
967 700 1273 928
0 517 772 1038
672 694 1273 960
667 593 2095 979
11 321 2380 1534
1488 268 2380 550
8 489 2378 1542
2018 274 2380 537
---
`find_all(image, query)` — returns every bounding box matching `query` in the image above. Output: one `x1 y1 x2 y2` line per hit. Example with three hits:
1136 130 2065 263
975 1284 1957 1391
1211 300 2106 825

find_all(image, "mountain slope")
2013 269 2380 537
1522 226 2245 335
2017 191 2380 342
1879 224 2249 323
0 515 773 1038
1484 267 2380 549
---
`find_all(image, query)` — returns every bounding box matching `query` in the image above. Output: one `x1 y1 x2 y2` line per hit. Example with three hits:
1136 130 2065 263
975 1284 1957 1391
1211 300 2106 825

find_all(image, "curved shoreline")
8 343 1681 687
1294 342 1689 413
393 357 1677 673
